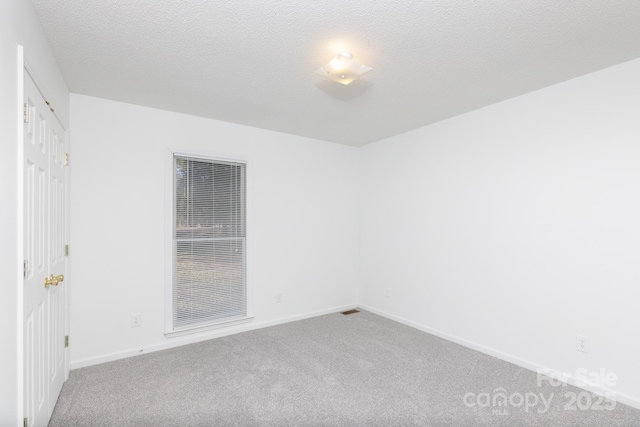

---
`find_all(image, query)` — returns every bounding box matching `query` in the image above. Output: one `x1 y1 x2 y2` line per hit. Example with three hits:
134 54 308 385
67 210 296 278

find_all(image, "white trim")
164 147 253 335
16 44 25 427
168 147 251 166
164 148 173 335
71 304 357 370
358 304 640 411
165 315 254 338
64 115 71 382
245 157 254 320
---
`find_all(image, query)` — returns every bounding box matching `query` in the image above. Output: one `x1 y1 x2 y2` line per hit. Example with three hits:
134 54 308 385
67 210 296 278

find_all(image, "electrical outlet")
275 293 283 303
576 335 589 353
131 313 142 328
385 288 390 298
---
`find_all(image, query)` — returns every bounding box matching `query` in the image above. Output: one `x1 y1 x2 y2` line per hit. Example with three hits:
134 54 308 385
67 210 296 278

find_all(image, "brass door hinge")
23 260 28 278
65 335 69 348
23 103 29 124
24 417 28 427
65 245 69 257
64 153 69 166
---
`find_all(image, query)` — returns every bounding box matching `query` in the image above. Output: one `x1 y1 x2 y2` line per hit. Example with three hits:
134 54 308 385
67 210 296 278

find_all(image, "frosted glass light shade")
315 52 372 85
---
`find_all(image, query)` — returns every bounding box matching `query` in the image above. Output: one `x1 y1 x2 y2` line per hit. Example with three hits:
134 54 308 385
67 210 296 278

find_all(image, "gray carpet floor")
50 310 640 426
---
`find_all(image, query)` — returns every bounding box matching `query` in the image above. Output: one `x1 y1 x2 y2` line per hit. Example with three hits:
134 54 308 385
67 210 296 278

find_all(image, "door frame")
16 43 25 427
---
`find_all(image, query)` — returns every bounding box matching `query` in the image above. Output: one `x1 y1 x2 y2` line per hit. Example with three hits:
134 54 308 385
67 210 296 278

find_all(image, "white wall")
359 57 640 406
69 94 359 367
0 0 69 424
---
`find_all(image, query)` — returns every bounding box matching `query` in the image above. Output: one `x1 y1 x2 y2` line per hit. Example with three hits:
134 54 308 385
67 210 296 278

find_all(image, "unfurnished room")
2 1 640 426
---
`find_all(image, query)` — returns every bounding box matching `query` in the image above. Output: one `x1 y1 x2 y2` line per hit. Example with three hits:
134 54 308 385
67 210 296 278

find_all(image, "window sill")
165 315 254 338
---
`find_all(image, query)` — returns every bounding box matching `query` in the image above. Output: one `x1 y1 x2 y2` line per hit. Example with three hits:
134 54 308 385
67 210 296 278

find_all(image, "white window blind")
173 155 247 329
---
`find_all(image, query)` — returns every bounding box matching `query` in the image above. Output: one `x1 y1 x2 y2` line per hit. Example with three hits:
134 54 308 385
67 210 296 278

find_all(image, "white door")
48 92 66 414
23 70 67 427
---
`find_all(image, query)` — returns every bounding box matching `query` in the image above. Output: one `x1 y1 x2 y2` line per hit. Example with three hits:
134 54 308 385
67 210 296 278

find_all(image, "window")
171 155 247 331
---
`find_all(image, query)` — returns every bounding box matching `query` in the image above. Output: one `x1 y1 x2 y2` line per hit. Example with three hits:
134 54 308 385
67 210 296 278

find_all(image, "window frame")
164 148 253 337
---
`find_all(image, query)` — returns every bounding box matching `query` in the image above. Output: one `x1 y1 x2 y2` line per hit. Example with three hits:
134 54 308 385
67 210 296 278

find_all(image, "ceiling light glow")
316 51 372 85
330 51 352 71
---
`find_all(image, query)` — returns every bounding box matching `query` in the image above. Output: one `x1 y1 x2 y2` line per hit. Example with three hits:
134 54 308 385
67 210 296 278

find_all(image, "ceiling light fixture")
315 52 372 85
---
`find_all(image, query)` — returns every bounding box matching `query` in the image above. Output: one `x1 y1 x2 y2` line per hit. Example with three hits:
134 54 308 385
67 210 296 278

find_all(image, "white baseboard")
358 304 640 411
70 303 357 370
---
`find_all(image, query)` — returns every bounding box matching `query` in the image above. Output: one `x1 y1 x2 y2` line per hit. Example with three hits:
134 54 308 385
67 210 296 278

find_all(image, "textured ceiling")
31 0 640 146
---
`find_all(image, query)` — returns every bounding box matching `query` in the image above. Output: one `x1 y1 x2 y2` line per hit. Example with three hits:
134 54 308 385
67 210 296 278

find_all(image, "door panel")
23 72 50 427
23 70 67 427
48 112 66 412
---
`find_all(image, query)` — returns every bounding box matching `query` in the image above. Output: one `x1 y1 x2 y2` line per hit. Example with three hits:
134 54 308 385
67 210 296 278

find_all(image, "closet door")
48 109 66 415
23 70 67 427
